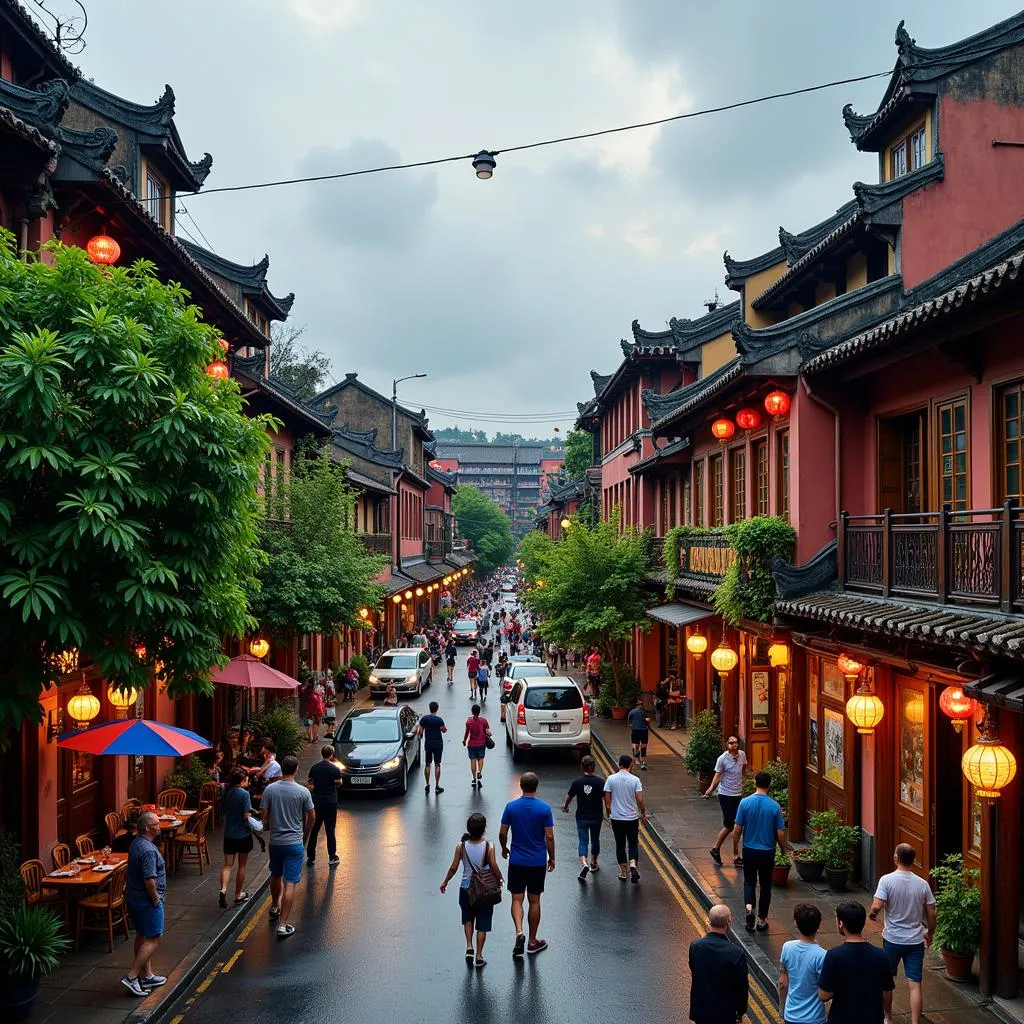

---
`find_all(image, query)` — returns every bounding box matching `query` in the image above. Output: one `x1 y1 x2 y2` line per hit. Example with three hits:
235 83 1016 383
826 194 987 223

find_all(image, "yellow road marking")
221 948 244 973
194 963 222 995
236 894 271 943
168 1015 185 1024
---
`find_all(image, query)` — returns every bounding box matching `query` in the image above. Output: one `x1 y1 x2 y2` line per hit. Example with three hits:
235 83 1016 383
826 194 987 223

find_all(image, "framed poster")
822 660 846 702
899 689 926 811
824 708 845 787
751 670 770 730
807 683 819 771
777 669 788 748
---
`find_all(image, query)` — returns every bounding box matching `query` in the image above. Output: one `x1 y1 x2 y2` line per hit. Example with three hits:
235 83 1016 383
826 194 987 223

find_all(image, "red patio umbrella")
58 719 210 756
211 654 300 690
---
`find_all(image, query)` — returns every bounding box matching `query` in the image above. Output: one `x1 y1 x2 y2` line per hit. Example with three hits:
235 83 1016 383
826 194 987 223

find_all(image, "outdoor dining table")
45 851 128 890
151 807 196 870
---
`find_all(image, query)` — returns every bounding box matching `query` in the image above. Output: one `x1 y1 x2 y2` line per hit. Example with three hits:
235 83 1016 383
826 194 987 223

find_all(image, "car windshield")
524 686 583 711
375 654 417 670
510 664 550 678
337 717 401 743
453 621 476 630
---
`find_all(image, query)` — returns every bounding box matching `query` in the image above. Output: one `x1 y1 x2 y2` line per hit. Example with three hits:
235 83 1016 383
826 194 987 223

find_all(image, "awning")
963 674 1024 713
645 602 713 628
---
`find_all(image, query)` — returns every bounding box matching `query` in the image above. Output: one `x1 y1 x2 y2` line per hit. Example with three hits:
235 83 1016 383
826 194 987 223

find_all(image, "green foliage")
433 426 488 444
248 699 305 759
452 485 514 576
0 826 25 918
0 904 69 977
268 323 331 401
662 525 707 596
434 607 457 625
162 754 212 803
562 429 593 479
774 846 792 868
0 231 275 734
714 517 796 626
516 530 553 585
683 709 723 779
931 854 982 955
348 654 371 688
594 662 640 715
742 756 789 819
522 510 649 699
247 446 387 638
808 810 860 869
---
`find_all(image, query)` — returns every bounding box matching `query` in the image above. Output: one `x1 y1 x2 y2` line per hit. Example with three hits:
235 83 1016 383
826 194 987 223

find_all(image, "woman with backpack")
439 812 503 968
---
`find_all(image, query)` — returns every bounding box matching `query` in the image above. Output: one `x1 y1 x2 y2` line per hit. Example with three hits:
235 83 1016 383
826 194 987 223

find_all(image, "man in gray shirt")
261 754 314 940
869 843 936 1024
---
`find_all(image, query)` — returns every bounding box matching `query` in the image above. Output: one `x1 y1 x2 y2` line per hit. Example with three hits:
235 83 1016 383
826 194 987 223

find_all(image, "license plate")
349 776 372 785
548 723 562 733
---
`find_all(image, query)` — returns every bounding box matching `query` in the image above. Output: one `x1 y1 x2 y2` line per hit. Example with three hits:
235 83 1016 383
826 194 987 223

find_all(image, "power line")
178 204 216 253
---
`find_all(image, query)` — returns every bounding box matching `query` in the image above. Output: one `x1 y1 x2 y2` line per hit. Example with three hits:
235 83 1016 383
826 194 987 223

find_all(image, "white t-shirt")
603 770 643 821
714 750 747 796
874 868 935 944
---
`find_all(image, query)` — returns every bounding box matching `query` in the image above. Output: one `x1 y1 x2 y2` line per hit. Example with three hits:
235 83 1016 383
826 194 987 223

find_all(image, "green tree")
516 530 552 585
0 233 273 734
247 445 387 638
452 485 514 575
562 429 593 479
269 323 332 401
522 511 649 697
433 426 487 443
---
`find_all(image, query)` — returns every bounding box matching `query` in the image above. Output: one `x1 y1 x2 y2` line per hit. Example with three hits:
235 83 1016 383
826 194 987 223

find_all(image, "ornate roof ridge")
0 101 59 154
56 123 118 172
643 358 742 427
852 153 945 214
259 377 333 433
340 421 379 445
590 369 614 394
333 425 405 468
0 76 69 131
70 79 175 133
178 239 270 288
724 245 785 283
779 200 859 263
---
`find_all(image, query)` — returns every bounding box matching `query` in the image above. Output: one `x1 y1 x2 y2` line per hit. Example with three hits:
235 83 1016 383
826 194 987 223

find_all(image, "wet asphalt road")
167 641 738 1024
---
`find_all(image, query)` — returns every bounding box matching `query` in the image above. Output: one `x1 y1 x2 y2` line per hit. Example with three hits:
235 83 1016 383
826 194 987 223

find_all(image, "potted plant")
0 905 70 1020
772 847 792 887
683 710 722 794
930 854 981 982
792 846 825 882
810 811 860 890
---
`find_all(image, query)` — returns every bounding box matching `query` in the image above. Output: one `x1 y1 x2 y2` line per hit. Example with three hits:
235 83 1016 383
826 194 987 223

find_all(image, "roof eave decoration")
723 246 785 286
332 426 405 469
643 358 743 429
590 369 614 395
55 124 118 173
340 422 379 446
778 200 860 264
0 76 69 131
852 153 945 215
258 378 333 435
0 102 59 155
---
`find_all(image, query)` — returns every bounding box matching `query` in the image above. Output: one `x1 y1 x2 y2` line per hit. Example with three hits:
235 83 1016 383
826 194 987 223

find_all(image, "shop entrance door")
894 677 931 875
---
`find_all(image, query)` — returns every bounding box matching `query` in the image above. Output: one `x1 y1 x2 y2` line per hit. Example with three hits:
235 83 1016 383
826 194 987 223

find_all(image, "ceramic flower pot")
772 864 792 887
824 866 849 891
793 857 824 882
940 948 975 982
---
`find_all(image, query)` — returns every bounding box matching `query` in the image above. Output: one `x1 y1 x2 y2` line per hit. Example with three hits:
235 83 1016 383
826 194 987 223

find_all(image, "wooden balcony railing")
425 539 451 563
359 532 393 557
838 501 1024 613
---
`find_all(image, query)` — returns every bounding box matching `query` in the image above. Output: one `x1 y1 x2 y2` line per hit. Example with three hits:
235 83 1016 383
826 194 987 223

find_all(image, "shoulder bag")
463 842 502 908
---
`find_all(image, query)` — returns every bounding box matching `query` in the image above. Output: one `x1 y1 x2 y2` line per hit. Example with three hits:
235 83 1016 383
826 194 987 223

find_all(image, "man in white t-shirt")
704 735 748 867
603 754 647 883
869 843 936 1024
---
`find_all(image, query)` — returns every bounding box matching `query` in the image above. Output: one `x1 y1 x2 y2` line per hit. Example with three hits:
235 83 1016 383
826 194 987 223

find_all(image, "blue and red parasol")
57 719 211 756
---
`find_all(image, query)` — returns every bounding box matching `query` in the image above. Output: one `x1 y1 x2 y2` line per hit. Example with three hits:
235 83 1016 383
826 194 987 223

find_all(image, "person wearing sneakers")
466 649 481 700
463 704 491 788
218 770 255 910
500 772 555 958
733 770 787 934
603 753 647 882
261 755 315 940
626 698 650 769
705 735 749 867
561 755 605 881
306 744 342 868
418 701 447 793
121 812 167 996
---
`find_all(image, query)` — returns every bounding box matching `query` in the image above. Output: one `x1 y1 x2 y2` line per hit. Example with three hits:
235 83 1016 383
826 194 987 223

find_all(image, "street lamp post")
392 373 427 452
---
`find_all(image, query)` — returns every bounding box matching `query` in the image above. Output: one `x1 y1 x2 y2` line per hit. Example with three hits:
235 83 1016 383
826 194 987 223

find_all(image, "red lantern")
836 653 865 679
735 407 762 432
86 234 121 266
206 361 229 379
711 418 735 442
764 390 791 419
218 338 230 352
939 685 978 733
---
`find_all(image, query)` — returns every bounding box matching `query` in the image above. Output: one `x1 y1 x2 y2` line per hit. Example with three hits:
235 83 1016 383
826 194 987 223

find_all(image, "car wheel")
510 739 521 762
504 726 512 748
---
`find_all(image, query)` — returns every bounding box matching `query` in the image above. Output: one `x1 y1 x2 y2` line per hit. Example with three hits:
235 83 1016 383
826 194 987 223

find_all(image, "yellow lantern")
248 637 270 659
846 687 884 734
67 687 101 728
391 594 402 605
686 631 708 660
560 518 572 530
710 638 738 678
358 608 370 619
443 576 451 585
415 587 424 597
767 642 789 668
107 683 138 715
404 590 413 600
904 695 925 726
963 711 1017 799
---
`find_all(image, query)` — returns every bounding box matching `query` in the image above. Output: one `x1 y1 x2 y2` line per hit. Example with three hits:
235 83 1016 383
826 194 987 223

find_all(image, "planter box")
772 864 791 887
610 706 627 721
793 857 824 882
824 866 849 891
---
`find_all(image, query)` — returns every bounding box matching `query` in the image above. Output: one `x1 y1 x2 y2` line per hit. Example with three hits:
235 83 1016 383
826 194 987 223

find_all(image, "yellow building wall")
846 251 868 291
814 281 836 306
888 244 896 276
742 260 787 327
701 331 738 376
882 108 932 183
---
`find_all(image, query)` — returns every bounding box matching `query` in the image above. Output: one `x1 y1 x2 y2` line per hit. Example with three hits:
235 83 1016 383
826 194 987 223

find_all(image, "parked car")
503 677 590 760
368 648 432 697
452 619 479 645
333 706 420 795
508 654 542 664
500 660 555 701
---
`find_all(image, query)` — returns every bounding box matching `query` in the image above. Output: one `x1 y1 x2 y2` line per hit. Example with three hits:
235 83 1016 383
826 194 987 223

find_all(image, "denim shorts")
268 843 305 883
458 886 494 931
424 746 443 765
883 939 925 982
128 900 164 938
467 745 486 759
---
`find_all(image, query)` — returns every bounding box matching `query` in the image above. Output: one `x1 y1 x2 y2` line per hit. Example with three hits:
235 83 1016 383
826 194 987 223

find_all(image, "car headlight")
369 674 379 683
406 674 418 684
380 757 402 771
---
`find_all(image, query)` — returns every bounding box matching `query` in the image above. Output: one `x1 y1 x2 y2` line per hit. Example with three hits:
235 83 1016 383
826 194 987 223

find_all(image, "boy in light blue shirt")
779 903 827 1024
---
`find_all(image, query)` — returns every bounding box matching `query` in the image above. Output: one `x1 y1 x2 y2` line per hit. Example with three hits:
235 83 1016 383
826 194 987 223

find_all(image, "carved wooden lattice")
891 528 937 593
949 526 998 599
846 527 882 587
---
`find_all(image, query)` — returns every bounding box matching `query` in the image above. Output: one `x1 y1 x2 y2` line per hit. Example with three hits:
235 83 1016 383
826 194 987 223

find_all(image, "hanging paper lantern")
764 390 791 419
206 361 229 379
836 653 865 680
710 638 738 677
415 587 424 597
735 407 763 432
767 642 789 667
391 594 402 604
904 695 925 726
358 608 370 619
404 590 413 600
86 234 120 266
963 711 1017 798
846 688 884 734
248 637 270 659
67 687 101 727
107 683 138 712
686 632 708 660
939 685 978 733
711 418 736 442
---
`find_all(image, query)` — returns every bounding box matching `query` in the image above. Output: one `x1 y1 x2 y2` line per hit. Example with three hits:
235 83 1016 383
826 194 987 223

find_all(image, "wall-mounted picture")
751 670 770 730
807 683 819 770
824 708 845 787
777 669 788 748
822 660 846 702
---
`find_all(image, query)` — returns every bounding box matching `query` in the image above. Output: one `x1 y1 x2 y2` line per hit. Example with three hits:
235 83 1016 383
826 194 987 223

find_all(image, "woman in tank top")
439 812 503 968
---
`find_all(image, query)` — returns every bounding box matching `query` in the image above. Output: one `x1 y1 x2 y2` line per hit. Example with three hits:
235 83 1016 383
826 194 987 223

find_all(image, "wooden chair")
76 863 129 951
104 811 127 846
198 781 221 825
173 806 212 873
157 788 187 812
75 835 96 858
120 798 142 820
19 859 65 918
50 843 71 870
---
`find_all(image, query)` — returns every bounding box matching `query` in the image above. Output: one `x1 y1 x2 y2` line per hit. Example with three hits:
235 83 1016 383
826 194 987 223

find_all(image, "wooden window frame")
682 467 692 526
730 446 746 521
710 453 724 528
931 391 971 512
995 378 1024 507
754 437 769 516
693 459 706 528
889 119 927 181
776 430 790 522
143 162 171 230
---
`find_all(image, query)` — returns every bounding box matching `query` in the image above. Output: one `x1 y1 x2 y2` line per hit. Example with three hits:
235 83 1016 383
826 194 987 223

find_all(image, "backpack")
462 842 502 908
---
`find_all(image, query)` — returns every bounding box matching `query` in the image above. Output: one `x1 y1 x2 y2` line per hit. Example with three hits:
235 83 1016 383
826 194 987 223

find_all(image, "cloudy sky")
62 1 1022 435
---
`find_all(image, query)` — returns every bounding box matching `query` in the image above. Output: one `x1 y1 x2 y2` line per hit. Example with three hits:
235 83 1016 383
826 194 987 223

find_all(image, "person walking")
305 682 325 743
561 755 605 880
585 648 602 697
306 744 342 868
687 904 748 1024
218 770 255 909
466 649 480 700
439 812 504 969
667 675 684 729
818 902 895 1024
869 843 936 1024
445 637 458 683
418 701 447 793
499 772 554 957
260 754 315 940
463 704 491 788
476 660 491 701
626 698 650 769
654 676 669 728
603 753 647 882
779 903 827 1024
705 735 749 867
733 770 787 932
120 811 167 996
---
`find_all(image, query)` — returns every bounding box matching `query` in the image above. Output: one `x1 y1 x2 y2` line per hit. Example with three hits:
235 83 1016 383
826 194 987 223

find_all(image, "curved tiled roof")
590 370 613 395
643 358 742 428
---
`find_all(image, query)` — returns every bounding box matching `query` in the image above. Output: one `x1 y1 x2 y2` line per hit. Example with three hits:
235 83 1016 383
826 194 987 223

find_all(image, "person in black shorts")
417 701 447 794
561 755 606 881
218 770 254 908
444 639 457 683
626 698 650 770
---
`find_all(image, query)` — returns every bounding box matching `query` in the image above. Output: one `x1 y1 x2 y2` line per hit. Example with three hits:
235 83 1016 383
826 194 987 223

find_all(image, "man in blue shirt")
733 770 787 932
417 701 447 794
499 771 555 958
121 812 167 997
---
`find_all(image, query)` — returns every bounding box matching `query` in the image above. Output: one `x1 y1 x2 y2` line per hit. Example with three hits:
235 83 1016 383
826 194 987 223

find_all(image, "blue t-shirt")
222 785 253 840
126 834 166 906
627 707 649 732
780 939 827 1024
419 714 446 749
734 792 784 851
500 796 554 867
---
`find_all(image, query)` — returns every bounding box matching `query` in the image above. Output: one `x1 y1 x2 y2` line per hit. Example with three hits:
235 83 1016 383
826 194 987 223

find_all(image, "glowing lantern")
107 683 138 716
939 685 978 733
846 686 885 734
206 361 229 379
686 631 708 660
710 637 738 678
358 608 370 619
248 637 270 659
836 653 865 681
767 642 789 668
415 587 424 597
67 687 101 728
443 577 451 585
735 407 763 432
391 594 402 604
560 518 572 530
711 418 736 443
962 710 1017 798
86 234 120 265
404 590 413 600
764 390 791 419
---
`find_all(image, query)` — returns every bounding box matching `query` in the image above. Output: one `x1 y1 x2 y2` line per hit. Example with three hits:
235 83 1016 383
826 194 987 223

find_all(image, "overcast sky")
63 1 1022 435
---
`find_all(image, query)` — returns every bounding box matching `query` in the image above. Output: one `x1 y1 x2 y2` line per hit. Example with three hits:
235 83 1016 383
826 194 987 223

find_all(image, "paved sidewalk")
37 731 326 1024
590 715 1006 1024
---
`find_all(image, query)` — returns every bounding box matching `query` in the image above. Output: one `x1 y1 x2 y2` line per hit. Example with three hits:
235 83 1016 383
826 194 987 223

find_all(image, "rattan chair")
75 835 96 858
120 798 142 820
76 863 129 951
104 811 127 846
198 781 221 825
19 859 65 916
50 843 71 870
173 806 212 873
157 787 187 812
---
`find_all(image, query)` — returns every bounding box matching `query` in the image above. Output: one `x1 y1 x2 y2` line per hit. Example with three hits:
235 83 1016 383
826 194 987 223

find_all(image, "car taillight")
517 704 526 726
582 703 590 725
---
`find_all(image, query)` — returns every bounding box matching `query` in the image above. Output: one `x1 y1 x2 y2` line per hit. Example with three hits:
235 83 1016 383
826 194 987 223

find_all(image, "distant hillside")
433 426 564 448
